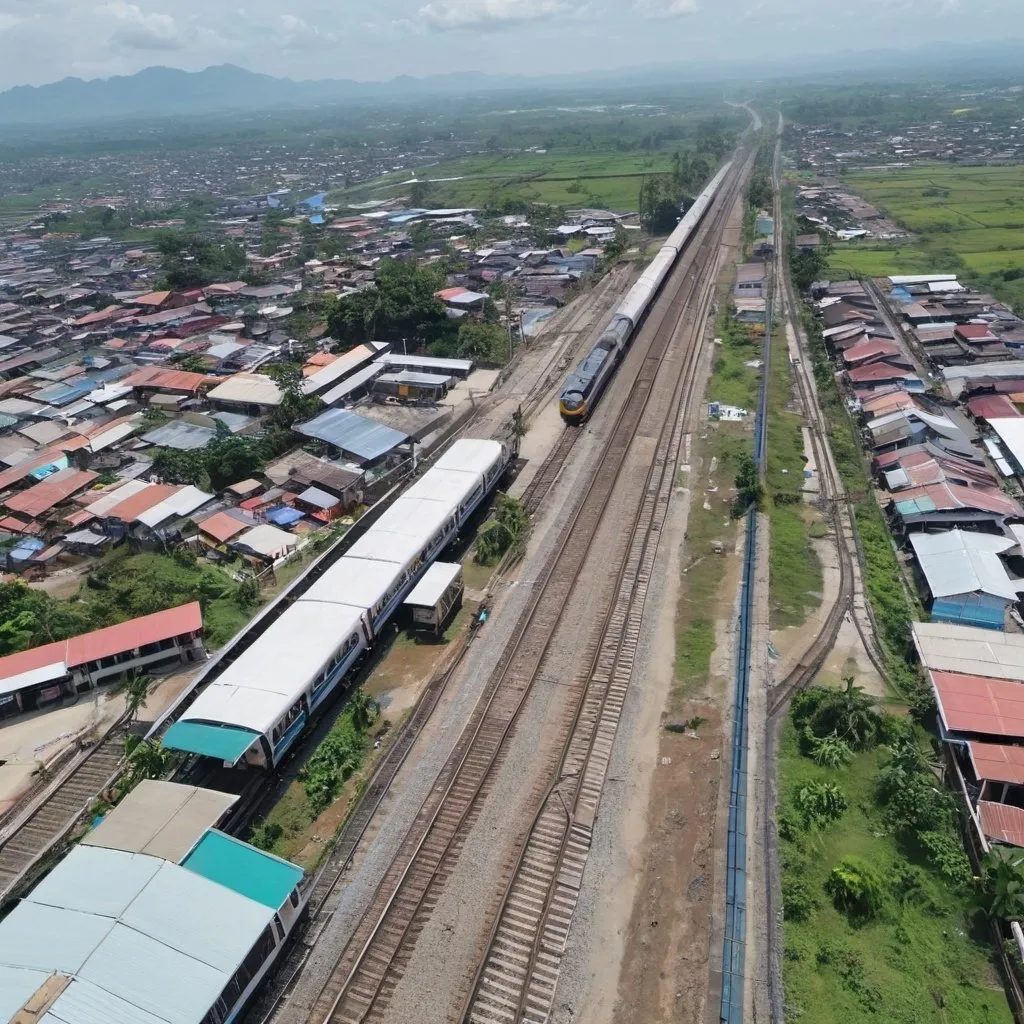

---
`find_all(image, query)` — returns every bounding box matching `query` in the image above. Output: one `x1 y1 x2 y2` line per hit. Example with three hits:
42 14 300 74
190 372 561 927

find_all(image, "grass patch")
833 164 1024 313
765 309 823 629
779 720 1011 1024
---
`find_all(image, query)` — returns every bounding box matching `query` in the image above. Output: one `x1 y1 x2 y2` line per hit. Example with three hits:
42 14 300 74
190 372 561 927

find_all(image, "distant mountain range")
0 43 1023 128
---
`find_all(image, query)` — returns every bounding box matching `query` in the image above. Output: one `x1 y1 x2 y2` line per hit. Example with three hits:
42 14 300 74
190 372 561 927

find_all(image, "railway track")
461 159 750 1024
0 723 125 903
294 151 752 1024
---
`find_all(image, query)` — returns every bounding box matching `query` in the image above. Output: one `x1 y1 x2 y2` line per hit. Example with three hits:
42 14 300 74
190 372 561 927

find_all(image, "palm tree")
124 673 152 726
123 739 172 791
813 676 880 750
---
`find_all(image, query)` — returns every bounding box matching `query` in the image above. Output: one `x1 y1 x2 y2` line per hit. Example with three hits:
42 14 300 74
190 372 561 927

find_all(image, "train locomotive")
559 162 731 424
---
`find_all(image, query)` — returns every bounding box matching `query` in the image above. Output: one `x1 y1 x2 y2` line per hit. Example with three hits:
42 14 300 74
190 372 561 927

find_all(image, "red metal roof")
0 439 90 491
967 395 1022 422
843 339 902 367
957 324 999 343
978 801 1024 848
848 361 915 384
895 481 1022 518
101 483 178 523
122 366 215 393
197 511 249 544
969 741 1024 786
0 601 202 679
4 468 99 518
66 602 202 667
73 305 135 327
931 670 1024 739
862 390 917 416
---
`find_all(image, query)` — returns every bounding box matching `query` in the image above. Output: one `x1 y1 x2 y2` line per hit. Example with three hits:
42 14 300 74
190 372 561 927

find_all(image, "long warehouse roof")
913 620 1024 681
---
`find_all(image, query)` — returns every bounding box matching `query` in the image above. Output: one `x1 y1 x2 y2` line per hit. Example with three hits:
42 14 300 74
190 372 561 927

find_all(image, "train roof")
300 554 408 611
175 601 366 739
563 345 612 395
434 437 506 477
347 495 454 565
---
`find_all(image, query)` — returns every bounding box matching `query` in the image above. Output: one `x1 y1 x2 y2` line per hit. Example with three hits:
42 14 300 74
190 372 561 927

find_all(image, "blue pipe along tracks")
719 248 774 1024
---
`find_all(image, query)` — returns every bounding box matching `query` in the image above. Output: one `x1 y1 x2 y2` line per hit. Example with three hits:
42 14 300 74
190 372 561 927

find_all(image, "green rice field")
332 150 678 213
826 164 1024 311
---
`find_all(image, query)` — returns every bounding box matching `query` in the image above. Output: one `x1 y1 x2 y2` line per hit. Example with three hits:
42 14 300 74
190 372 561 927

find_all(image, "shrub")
783 877 819 921
793 780 848 829
918 830 972 888
826 856 887 922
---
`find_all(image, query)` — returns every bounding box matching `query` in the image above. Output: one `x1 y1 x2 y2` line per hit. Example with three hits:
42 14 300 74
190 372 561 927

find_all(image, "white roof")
232 523 297 559
207 372 283 408
404 467 481 506
136 486 213 528
320 363 381 406
0 660 67 698
889 274 959 285
0 964 52 1021
988 418 1024 471
299 555 404 612
302 343 377 395
912 620 1024 681
183 602 365 734
928 280 965 293
908 530 1021 601
86 420 139 453
405 561 462 607
434 438 504 478
379 353 473 373
82 479 149 517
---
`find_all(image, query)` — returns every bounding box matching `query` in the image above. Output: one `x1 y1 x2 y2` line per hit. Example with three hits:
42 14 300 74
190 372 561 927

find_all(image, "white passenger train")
559 162 732 423
162 438 510 769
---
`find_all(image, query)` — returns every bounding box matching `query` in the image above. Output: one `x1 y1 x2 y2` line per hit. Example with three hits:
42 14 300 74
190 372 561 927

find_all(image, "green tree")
734 453 764 514
122 737 173 792
808 731 854 769
124 673 152 725
793 780 848 829
475 494 530 565
169 352 208 373
457 320 508 364
348 688 379 732
974 847 1024 922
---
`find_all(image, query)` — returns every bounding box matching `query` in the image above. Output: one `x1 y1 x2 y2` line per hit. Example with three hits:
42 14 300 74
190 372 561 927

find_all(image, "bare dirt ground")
549 193 747 1024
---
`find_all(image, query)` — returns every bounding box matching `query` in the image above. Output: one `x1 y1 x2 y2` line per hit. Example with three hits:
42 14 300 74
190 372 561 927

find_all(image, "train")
559 162 732 423
161 438 511 771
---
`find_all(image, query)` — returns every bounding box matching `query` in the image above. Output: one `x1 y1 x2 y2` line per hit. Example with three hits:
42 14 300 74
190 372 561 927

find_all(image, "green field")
333 150 679 213
779 722 1013 1024
827 164 1024 311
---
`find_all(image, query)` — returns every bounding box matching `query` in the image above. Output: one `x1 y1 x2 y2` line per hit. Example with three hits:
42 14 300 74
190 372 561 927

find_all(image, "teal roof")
895 496 938 515
162 721 259 763
182 830 303 909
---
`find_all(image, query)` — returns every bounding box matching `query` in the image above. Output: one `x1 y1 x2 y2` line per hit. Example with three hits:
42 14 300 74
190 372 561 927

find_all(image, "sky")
0 0 1018 90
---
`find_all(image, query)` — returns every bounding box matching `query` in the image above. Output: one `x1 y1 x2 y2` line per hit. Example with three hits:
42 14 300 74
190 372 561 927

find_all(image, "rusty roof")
101 483 178 522
931 670 1024 739
978 800 1024 848
122 366 216 393
4 468 99 518
969 741 1024 786
197 510 250 544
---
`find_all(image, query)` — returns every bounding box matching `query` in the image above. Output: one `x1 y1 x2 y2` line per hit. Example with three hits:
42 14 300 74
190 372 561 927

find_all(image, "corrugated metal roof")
161 721 260 763
181 830 303 909
295 407 408 463
233 523 298 558
0 965 52 1021
82 780 236 862
909 529 1021 601
43 977 169 1024
969 741 1024 786
405 561 462 607
135 486 213 529
196 510 250 544
81 479 149 517
206 373 282 407
913 620 1024 681
5 468 98 518
30 845 161 918
102 484 179 523
0 901 113 974
978 801 1024 848
141 422 214 452
320 363 381 406
297 486 339 510
931 593 1007 630
302 343 376 395
931 669 1024 738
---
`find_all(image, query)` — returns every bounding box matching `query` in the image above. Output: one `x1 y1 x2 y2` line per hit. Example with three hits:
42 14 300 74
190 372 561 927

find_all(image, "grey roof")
297 485 340 510
295 408 408 463
909 529 1023 601
405 560 462 607
320 363 382 406
142 421 216 451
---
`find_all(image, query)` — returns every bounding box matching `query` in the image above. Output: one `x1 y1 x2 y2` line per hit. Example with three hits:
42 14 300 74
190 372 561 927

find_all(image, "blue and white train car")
162 438 510 770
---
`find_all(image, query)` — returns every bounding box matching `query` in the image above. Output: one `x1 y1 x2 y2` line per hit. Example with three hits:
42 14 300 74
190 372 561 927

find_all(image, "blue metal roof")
931 593 1007 630
296 408 408 463
182 830 303 909
163 721 260 762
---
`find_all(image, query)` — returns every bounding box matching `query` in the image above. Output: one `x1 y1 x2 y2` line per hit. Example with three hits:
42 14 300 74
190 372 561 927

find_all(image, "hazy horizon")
0 0 1020 92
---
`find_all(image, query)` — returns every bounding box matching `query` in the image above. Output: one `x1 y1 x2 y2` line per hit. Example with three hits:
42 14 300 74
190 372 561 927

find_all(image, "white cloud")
96 1 184 50
633 0 697 16
418 0 572 31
